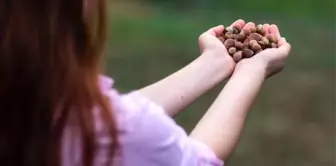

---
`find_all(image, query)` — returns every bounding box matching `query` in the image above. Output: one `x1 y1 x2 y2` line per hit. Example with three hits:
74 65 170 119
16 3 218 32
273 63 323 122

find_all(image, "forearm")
138 52 232 117
189 62 266 160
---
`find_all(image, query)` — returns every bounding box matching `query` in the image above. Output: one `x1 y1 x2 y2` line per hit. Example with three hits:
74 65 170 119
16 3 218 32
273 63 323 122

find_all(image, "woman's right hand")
235 22 292 78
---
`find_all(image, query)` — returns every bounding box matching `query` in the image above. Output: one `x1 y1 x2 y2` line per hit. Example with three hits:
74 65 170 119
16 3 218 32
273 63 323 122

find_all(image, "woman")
0 1 291 166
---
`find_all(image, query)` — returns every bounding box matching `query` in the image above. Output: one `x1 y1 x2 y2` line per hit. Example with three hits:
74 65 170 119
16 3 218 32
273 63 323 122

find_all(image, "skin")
190 22 291 160
139 20 244 117
140 20 291 160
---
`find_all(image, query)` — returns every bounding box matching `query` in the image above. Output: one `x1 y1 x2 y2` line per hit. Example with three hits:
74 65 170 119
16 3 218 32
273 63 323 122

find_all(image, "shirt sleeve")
118 91 224 166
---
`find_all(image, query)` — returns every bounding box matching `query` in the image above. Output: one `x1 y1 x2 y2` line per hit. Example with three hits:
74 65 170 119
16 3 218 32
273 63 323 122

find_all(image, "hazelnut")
233 51 243 62
267 34 278 43
235 41 244 50
256 24 265 35
243 48 254 58
231 34 237 39
249 33 262 41
221 22 285 59
236 33 246 42
248 40 258 48
243 38 250 47
249 26 257 33
228 47 236 55
258 41 267 49
242 29 251 36
224 39 235 49
261 37 270 46
224 32 233 40
225 27 234 33
233 26 241 34
251 43 262 53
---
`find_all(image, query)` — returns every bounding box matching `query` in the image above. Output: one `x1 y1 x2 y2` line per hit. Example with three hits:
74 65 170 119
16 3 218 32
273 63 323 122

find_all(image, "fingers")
277 37 286 46
234 21 289 57
230 19 245 29
269 24 281 39
277 37 291 55
242 22 255 30
263 24 270 36
205 25 225 37
203 19 245 37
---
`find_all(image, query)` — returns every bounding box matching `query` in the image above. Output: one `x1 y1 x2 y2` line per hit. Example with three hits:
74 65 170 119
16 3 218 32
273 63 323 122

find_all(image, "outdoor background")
105 0 335 166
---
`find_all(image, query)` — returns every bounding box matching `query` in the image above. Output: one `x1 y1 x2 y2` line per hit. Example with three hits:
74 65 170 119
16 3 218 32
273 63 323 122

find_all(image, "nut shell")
233 27 239 34
233 26 241 34
222 23 282 60
267 34 278 43
224 32 233 40
249 26 257 33
258 41 267 49
236 33 246 42
225 27 234 33
224 39 235 49
251 43 262 53
228 47 237 55
248 40 258 48
249 33 262 41
271 43 278 48
233 51 243 62
235 41 244 50
242 29 251 36
243 38 250 47
243 48 254 58
256 24 265 35
231 34 237 39
261 37 270 46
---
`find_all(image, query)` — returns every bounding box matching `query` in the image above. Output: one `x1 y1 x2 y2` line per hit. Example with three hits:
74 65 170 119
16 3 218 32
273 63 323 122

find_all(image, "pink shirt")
61 76 224 166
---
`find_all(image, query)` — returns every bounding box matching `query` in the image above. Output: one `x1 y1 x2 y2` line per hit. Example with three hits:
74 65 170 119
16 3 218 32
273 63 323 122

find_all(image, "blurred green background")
105 0 335 165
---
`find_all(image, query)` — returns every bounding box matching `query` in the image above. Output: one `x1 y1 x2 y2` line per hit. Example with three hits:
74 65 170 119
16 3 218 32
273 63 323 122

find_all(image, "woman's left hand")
198 19 246 75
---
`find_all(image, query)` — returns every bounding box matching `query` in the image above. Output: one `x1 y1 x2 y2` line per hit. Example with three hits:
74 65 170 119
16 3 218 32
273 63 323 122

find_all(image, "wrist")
235 59 267 78
200 50 235 80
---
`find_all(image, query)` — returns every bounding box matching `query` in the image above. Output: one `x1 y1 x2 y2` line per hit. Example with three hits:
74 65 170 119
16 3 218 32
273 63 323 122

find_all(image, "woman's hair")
0 1 117 166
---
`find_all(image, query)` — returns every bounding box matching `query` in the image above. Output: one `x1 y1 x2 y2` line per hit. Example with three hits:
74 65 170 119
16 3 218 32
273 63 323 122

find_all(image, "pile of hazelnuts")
219 24 279 62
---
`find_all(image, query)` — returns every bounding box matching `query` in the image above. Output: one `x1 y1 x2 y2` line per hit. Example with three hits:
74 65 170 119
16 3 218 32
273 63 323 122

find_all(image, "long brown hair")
0 1 117 166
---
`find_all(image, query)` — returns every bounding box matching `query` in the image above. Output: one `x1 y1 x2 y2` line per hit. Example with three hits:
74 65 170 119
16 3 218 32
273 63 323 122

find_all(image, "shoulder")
99 75 172 131
99 75 176 134
99 75 224 166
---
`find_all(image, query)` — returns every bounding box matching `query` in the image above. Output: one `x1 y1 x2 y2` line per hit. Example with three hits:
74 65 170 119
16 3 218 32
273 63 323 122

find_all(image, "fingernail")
282 37 286 42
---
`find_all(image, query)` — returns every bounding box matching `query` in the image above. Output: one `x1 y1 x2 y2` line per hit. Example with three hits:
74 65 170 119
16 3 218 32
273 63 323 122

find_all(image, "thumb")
203 25 225 37
277 37 291 56
198 25 224 51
